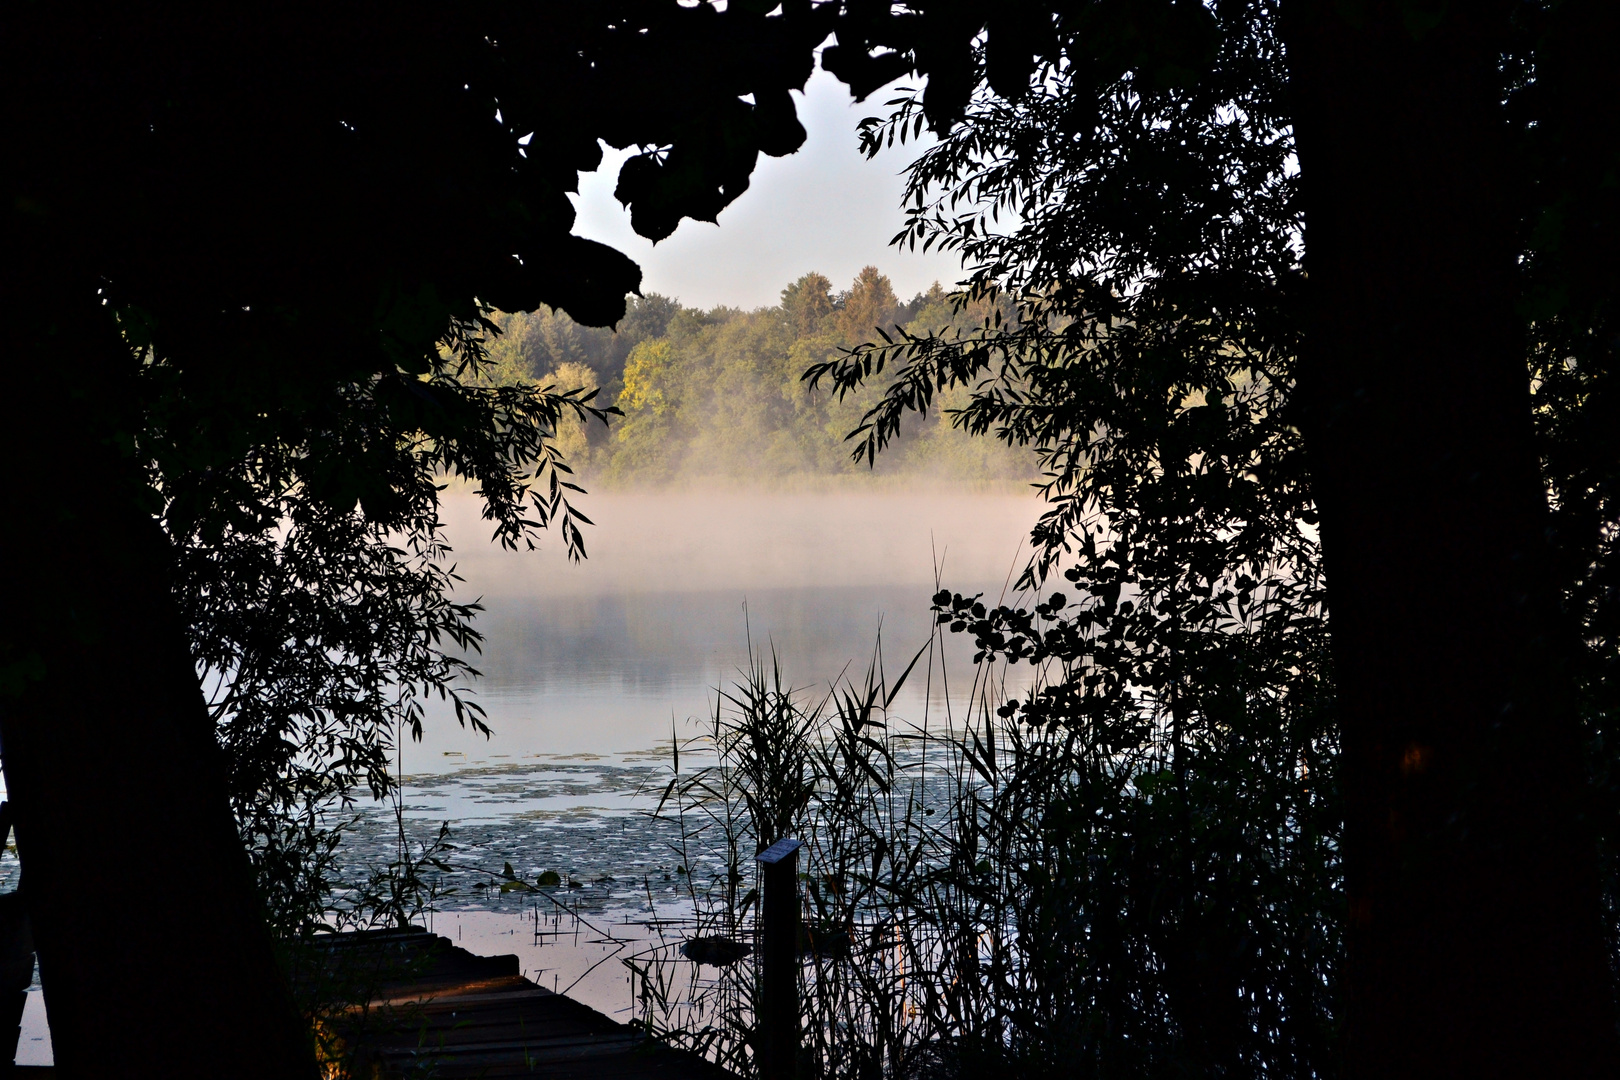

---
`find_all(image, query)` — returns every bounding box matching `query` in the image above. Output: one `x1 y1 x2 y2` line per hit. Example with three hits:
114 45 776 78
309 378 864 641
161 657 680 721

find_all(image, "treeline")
479 267 1033 484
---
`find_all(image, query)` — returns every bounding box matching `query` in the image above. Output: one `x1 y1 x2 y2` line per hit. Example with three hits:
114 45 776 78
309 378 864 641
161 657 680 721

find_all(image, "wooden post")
756 838 801 1080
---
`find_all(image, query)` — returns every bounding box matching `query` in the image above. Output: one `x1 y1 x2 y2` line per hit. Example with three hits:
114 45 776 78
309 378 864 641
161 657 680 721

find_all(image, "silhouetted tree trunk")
0 287 317 1078
1285 3 1617 1074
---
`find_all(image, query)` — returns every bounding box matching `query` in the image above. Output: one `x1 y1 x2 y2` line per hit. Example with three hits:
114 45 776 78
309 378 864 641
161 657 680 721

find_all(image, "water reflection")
405 488 1043 766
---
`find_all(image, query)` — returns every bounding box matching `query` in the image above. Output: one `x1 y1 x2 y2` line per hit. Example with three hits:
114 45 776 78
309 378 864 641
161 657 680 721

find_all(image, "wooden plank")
309 928 737 1080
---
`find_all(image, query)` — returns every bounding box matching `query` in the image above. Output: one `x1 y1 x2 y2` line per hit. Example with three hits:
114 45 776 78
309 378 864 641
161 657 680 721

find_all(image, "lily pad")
681 936 751 967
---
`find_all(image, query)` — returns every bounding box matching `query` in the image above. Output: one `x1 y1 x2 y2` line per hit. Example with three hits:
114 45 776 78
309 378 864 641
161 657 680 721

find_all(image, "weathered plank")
303 928 734 1080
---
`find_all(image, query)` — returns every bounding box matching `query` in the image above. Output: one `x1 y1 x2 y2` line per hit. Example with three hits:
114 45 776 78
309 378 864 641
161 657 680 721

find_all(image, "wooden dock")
303 927 734 1080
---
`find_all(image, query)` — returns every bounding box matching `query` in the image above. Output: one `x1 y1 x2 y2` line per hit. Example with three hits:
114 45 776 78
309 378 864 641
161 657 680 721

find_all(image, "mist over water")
441 484 1042 595
405 485 1044 767
310 483 1051 1019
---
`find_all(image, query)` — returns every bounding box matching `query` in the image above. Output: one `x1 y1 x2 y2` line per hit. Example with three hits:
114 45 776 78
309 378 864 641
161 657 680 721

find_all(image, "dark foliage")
802 0 1620 1073
1514 0 1620 980
3 3 837 1068
158 350 611 932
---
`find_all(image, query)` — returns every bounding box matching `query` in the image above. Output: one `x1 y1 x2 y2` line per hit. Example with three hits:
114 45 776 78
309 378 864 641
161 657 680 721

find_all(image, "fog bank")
439 485 1045 601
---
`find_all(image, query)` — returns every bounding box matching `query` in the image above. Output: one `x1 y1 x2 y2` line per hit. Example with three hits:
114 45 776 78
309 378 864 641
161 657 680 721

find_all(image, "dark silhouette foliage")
810 6 1338 1072
2 2 832 1074
808 0 1620 1075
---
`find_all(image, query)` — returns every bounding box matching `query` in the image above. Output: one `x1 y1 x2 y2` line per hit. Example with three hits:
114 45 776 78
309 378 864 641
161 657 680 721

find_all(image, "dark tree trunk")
1284 2 1617 1075
0 290 317 1077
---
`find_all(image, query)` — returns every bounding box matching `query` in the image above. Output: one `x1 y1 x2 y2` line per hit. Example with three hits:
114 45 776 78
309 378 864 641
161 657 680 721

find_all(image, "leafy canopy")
6 0 833 932
799 0 1619 1071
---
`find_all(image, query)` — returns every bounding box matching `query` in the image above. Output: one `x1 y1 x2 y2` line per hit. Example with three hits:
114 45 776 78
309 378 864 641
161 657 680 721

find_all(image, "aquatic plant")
638 618 1339 1080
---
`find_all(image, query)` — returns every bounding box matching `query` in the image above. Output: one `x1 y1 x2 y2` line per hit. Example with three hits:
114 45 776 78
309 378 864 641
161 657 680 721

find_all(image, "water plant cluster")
637 620 1339 1080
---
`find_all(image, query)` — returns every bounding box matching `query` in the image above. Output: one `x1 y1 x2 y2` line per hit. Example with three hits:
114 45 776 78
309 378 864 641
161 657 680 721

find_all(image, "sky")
569 69 969 312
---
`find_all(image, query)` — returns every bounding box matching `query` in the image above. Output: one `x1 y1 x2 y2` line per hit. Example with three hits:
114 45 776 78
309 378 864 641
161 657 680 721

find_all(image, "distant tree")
614 295 682 367
613 338 686 481
783 271 838 336
837 265 902 342
595 269 1030 483
1 3 830 1074
544 361 602 464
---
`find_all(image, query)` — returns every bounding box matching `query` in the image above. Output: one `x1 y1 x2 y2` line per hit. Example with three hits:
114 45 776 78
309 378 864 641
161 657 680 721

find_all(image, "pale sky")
570 69 968 312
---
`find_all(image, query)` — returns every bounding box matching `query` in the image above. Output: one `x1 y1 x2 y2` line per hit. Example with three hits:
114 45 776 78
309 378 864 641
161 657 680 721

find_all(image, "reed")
632 615 1340 1080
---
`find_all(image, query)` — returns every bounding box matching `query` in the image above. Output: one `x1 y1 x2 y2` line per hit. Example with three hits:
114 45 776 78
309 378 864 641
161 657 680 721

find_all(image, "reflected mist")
407 486 1043 765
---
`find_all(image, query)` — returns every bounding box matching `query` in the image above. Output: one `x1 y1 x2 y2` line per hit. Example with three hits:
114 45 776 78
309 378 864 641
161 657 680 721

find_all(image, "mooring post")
757 837 802 1080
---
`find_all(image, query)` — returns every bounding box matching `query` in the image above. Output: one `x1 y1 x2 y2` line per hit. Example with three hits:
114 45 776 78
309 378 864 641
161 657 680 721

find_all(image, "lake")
404 485 1044 763
7 485 1045 1059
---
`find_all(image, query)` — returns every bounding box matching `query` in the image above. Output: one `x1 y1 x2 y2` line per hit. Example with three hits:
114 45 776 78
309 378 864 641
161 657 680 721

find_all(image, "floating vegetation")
331 758 696 916
681 936 751 968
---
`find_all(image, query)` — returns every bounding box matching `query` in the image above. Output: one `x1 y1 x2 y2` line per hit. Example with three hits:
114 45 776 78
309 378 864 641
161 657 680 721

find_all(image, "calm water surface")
404 487 1043 764
7 487 1045 1053
350 487 1041 889
340 487 1045 1017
